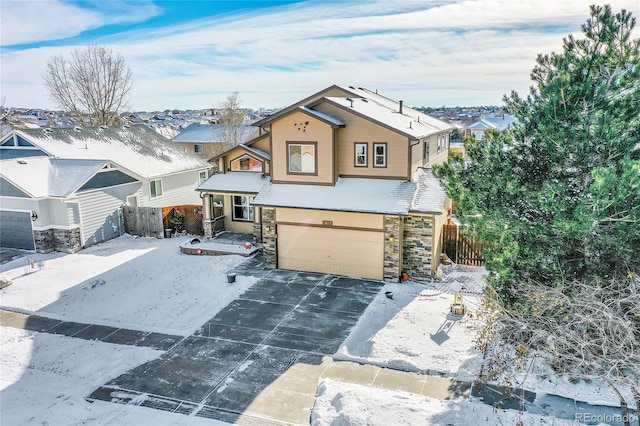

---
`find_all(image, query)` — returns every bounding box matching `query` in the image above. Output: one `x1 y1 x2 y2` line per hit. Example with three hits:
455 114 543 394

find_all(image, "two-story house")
197 85 455 281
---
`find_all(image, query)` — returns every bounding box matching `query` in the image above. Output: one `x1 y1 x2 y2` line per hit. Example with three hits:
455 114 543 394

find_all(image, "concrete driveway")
89 254 385 424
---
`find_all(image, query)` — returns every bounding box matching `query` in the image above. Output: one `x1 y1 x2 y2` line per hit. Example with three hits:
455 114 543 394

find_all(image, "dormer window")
230 154 262 172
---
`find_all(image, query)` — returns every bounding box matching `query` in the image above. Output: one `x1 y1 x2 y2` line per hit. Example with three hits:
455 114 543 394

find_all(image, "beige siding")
250 134 270 152
277 208 382 229
313 102 410 179
270 111 335 184
277 224 383 280
222 194 255 233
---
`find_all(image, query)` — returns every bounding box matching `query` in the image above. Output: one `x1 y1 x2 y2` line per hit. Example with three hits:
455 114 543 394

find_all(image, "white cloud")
0 0 160 46
1 0 638 110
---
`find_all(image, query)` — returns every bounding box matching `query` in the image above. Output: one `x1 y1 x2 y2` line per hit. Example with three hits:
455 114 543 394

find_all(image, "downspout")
408 138 421 180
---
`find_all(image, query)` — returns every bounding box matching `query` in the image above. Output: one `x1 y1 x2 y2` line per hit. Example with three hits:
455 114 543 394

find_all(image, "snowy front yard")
0 235 256 336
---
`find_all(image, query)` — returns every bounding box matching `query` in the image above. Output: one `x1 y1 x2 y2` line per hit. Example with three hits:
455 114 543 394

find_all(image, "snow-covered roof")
0 157 108 198
241 144 271 160
322 94 454 140
298 106 346 127
172 123 226 143
410 168 447 214
196 171 269 194
252 177 416 215
19 125 209 180
467 115 518 132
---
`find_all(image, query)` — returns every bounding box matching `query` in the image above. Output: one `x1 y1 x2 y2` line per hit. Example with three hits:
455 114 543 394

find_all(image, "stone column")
383 215 402 281
261 208 276 269
402 215 434 280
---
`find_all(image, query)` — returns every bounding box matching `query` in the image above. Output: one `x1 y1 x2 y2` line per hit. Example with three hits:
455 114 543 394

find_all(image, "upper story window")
198 170 207 184
354 143 368 167
288 142 316 174
194 144 204 153
373 143 387 167
231 154 262 172
150 179 163 198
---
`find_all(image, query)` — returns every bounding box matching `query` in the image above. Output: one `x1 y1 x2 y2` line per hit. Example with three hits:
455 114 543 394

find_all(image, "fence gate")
123 206 164 238
442 224 487 266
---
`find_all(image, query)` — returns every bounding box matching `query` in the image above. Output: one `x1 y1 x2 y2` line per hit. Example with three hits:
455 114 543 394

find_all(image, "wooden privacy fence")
442 224 487 266
162 205 204 236
123 206 164 238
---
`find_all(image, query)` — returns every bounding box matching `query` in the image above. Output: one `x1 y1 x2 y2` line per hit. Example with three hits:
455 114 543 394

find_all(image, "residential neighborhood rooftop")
18 125 209 179
0 157 109 198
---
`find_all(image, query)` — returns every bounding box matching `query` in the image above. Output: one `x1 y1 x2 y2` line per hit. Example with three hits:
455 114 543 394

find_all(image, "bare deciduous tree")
217 92 252 150
44 45 132 126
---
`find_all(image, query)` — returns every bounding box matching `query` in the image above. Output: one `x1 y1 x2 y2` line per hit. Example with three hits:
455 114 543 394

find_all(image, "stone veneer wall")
252 222 262 244
53 227 82 253
402 215 434 280
33 227 82 254
261 208 276 268
383 216 402 281
33 229 54 253
203 219 214 238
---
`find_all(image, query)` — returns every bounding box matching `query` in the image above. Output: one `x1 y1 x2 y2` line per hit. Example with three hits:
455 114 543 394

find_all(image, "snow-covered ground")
312 379 579 426
0 235 630 425
0 235 255 336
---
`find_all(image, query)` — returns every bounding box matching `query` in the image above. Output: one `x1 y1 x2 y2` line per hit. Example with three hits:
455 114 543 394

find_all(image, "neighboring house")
0 125 210 252
172 123 254 160
197 85 455 281
464 115 518 141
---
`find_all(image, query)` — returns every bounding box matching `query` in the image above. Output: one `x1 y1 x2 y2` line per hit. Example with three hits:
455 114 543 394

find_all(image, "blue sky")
1 0 638 111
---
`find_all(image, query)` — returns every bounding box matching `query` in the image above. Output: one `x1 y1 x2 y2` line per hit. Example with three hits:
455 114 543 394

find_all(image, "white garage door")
277 224 384 280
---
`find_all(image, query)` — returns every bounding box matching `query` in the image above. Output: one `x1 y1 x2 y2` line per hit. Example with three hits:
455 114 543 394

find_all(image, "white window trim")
373 143 387 167
198 170 207 184
194 144 204 153
355 142 368 167
149 178 163 199
232 195 254 221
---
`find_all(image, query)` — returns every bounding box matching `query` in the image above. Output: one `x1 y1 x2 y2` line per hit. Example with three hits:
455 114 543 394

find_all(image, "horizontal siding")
77 182 139 247
140 171 203 207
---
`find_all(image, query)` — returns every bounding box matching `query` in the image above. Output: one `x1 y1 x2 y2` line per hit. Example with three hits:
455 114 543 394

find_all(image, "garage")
277 224 384 280
0 210 35 250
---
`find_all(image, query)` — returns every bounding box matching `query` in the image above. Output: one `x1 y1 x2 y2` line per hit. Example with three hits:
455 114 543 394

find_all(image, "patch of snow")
0 234 257 336
312 379 582 426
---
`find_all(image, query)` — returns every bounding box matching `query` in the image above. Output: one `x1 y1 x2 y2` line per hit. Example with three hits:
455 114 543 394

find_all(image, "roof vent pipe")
399 100 403 114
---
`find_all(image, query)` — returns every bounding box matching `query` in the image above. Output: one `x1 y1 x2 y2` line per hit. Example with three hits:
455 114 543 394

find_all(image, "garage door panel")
0 210 35 250
278 224 383 280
